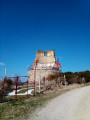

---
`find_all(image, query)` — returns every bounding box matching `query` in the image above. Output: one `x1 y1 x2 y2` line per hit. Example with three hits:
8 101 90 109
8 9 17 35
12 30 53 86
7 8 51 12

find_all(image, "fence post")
34 60 38 95
64 75 66 86
39 75 41 93
27 76 29 96
15 76 18 100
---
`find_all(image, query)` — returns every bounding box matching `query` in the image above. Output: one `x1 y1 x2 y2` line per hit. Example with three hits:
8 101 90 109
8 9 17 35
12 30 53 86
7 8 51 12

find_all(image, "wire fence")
0 74 66 103
0 76 31 102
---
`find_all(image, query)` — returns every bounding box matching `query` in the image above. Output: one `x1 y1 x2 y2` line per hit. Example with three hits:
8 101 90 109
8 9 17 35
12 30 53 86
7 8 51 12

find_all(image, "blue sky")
0 0 90 79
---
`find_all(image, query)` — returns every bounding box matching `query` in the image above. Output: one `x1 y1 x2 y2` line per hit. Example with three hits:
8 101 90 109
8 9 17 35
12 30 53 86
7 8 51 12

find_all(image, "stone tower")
28 50 61 83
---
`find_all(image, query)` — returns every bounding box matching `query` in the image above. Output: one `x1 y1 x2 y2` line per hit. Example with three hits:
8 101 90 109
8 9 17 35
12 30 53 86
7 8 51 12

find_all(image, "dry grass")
0 83 89 120
17 88 29 94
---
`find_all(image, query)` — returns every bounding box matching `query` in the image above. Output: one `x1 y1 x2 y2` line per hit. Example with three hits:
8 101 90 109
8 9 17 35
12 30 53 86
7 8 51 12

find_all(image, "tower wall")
28 50 61 83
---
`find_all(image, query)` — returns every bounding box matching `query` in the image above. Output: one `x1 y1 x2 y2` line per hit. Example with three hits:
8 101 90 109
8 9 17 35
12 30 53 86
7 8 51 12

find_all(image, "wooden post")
64 75 66 86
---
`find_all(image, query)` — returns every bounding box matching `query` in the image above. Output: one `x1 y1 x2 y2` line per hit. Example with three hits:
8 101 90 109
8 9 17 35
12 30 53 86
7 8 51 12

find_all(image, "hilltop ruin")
28 50 61 82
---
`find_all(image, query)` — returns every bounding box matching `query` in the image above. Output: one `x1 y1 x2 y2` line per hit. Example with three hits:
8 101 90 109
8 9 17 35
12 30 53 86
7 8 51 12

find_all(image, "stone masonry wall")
28 50 61 83
29 68 58 82
34 50 56 65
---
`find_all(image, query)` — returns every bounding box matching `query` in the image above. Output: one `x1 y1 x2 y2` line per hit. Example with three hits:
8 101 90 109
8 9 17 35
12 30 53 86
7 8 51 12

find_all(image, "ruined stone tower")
28 50 61 83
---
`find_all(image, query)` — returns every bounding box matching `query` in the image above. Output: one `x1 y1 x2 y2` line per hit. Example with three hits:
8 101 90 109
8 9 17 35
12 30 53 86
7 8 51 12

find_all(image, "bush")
46 74 58 81
1 78 13 95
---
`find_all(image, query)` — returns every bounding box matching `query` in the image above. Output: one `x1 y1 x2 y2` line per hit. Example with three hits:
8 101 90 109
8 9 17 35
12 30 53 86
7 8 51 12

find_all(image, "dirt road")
29 86 90 120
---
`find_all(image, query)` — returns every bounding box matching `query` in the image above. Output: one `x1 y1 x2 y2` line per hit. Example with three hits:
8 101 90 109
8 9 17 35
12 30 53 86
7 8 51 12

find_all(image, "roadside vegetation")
0 70 90 120
46 70 90 84
17 89 28 94
0 83 87 120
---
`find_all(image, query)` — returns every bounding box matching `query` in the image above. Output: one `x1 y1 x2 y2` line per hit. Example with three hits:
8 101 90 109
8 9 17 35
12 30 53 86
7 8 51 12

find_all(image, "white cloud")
0 62 5 66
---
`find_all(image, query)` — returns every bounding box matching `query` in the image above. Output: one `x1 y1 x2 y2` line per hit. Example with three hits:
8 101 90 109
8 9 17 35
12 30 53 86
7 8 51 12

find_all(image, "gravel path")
28 86 90 120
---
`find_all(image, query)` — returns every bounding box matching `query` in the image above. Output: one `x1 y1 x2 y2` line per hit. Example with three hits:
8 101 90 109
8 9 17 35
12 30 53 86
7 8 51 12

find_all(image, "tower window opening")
44 52 47 56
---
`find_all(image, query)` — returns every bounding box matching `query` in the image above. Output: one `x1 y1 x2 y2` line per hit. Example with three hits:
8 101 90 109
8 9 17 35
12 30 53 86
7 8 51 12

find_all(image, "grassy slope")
0 83 90 120
17 89 28 94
